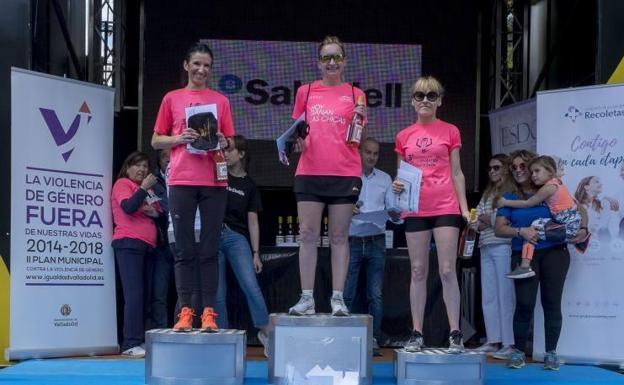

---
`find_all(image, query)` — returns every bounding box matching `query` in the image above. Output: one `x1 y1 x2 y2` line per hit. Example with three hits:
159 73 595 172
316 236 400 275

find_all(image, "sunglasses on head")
488 165 501 171
511 163 526 172
319 54 344 63
412 91 440 102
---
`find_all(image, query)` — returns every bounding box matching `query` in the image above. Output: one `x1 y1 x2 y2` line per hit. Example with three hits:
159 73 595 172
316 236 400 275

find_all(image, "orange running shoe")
173 306 195 332
200 307 218 332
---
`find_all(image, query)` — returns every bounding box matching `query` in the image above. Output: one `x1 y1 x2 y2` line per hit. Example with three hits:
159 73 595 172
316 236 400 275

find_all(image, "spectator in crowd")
472 153 515 357
344 137 401 356
499 156 587 279
215 135 270 356
147 149 173 329
495 150 588 370
111 151 163 357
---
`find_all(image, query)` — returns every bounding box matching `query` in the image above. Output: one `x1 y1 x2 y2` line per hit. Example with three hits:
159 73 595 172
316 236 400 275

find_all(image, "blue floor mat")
0 359 622 385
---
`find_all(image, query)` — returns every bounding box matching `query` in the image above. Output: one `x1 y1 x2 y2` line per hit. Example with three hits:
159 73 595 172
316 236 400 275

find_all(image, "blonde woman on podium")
287 36 367 317
392 76 470 353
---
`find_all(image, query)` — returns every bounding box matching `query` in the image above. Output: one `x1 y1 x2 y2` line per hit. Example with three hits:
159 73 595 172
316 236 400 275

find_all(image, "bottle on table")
285 215 295 244
276 216 285 246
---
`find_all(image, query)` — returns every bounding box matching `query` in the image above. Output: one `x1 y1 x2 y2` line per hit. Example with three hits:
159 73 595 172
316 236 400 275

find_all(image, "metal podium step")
145 328 246 385
268 313 373 385
394 348 486 385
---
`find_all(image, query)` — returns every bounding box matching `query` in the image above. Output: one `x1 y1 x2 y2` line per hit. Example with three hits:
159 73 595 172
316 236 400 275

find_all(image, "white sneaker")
492 345 514 360
288 295 315 315
257 330 269 358
330 296 350 316
121 345 145 358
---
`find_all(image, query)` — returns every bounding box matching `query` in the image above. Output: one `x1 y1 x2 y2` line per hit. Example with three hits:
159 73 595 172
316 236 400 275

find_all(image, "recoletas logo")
564 106 581 123
39 101 92 162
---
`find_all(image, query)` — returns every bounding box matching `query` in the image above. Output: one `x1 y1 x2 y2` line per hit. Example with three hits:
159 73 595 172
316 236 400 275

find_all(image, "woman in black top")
214 135 270 356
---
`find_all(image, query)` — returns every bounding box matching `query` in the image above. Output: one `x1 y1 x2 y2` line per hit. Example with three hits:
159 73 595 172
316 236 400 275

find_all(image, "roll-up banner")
535 83 624 365
7 68 117 360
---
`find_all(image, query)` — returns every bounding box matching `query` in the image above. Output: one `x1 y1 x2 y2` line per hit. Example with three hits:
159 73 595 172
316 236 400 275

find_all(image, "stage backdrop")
7 68 117 360
488 99 536 155
199 39 421 143
535 83 624 365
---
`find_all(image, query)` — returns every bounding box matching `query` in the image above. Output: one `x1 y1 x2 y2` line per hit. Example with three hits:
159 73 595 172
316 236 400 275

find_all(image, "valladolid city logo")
39 101 92 162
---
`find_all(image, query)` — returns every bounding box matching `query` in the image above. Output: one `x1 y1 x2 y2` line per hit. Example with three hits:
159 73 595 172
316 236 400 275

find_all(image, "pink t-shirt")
111 178 159 247
395 119 462 217
291 81 365 177
153 88 235 186
545 178 576 213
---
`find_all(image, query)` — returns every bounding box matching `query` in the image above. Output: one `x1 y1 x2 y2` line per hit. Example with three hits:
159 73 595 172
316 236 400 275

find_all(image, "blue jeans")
148 244 173 328
215 225 269 329
344 234 386 340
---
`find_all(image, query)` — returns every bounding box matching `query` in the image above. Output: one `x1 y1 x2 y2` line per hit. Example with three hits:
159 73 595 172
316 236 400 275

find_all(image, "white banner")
7 68 117 360
201 39 422 143
535 83 624 365
488 99 536 155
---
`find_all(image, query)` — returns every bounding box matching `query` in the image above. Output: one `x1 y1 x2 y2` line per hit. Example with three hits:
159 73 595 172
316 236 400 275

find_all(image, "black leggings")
512 243 570 352
169 185 227 309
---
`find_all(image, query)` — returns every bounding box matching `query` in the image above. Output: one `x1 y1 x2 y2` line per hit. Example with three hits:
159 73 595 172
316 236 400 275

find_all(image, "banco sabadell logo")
219 74 243 94
564 105 581 123
39 101 92 162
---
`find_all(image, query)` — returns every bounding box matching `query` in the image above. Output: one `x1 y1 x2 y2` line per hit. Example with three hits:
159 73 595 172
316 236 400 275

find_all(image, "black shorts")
294 175 361 205
405 214 462 232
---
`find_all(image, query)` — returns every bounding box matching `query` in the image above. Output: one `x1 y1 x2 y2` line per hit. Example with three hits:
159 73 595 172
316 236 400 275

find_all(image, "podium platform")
394 348 486 385
145 329 246 385
268 313 373 385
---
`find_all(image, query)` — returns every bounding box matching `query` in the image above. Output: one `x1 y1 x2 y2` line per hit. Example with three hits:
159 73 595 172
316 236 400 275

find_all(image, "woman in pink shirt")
392 76 470 353
288 36 367 317
151 42 233 332
111 151 162 357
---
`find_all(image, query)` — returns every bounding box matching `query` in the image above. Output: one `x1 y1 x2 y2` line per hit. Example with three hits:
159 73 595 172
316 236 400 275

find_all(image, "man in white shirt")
344 137 399 356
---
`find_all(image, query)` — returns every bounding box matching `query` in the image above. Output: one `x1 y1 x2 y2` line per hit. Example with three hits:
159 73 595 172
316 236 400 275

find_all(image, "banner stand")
536 83 624 366
8 68 117 360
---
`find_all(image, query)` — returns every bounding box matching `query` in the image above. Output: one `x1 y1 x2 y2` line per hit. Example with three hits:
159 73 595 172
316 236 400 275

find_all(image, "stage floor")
0 358 623 385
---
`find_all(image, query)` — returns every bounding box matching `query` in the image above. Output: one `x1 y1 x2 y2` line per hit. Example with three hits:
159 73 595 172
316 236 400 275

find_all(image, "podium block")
394 348 486 385
268 313 372 385
145 329 246 385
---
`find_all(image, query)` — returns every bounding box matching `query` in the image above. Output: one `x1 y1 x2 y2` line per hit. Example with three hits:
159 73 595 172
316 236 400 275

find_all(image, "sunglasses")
319 54 345 63
488 165 501 171
511 163 526 172
412 91 440 102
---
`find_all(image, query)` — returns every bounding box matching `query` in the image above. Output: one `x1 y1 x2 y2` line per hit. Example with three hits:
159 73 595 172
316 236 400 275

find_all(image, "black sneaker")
404 330 424 352
448 330 465 354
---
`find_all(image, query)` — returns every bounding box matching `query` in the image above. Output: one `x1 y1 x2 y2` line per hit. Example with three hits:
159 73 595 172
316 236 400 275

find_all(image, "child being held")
499 155 589 279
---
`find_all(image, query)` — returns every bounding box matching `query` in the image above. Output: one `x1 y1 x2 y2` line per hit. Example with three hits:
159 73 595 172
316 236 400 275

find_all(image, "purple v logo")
39 102 92 162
